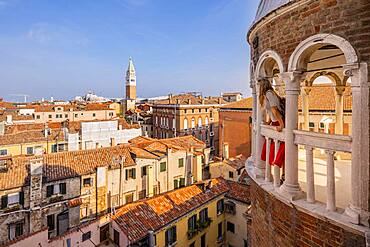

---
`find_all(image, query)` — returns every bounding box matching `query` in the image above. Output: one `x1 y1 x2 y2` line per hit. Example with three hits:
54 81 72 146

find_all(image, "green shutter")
1 195 8 209
174 180 179 189
132 169 136 179
180 178 185 187
60 183 67 194
19 191 24 205
46 185 54 197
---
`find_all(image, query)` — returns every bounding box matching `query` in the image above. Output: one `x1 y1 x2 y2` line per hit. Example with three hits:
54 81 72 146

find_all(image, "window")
74 114 78 118
65 114 68 118
201 234 206 247
48 114 52 119
165 226 177 246
192 109 194 113
109 112 114 117
227 222 235 233
46 183 66 197
217 199 224 215
191 118 195 128
185 109 187 114
82 231 91 242
309 122 315 128
80 206 88 218
188 215 197 231
244 239 249 247
199 208 208 223
179 178 185 188
36 115 40 119
1 192 23 209
218 222 223 239
125 168 136 180
125 193 134 203
92 113 96 117
83 178 92 187
47 214 55 231
51 144 58 153
229 171 234 179
178 158 184 168
198 117 202 127
7 193 20 206
225 201 236 214
319 122 325 129
183 119 188 129
114 229 120 246
160 162 167 172
205 117 209 126
141 166 148 177
8 222 23 240
26 147 34 155
0 149 7 156
174 179 179 189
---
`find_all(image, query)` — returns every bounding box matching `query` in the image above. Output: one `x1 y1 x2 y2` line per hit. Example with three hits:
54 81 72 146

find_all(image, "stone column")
251 82 257 163
305 146 315 203
326 150 336 211
302 87 311 131
335 86 345 135
278 72 304 200
343 63 369 226
254 80 266 178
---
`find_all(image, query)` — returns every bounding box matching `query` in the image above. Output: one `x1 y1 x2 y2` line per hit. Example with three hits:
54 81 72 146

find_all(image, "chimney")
188 99 191 104
110 137 116 147
6 115 12 124
168 94 173 102
223 143 229 160
148 231 155 247
218 98 222 104
201 99 205 105
176 99 180 105
29 156 44 233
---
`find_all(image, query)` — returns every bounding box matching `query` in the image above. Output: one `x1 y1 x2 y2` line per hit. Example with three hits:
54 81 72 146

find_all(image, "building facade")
152 93 226 156
219 98 253 159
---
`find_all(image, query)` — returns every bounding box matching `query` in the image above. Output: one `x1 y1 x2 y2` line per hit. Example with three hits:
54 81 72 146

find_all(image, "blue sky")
0 0 259 102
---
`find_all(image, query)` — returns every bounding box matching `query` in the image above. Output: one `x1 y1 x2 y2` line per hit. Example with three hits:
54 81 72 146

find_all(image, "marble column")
343 63 369 226
302 87 311 131
251 82 257 163
278 72 304 200
254 80 266 178
335 86 345 135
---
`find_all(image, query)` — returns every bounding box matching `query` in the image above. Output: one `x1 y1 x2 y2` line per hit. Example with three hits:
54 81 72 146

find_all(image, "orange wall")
219 110 252 158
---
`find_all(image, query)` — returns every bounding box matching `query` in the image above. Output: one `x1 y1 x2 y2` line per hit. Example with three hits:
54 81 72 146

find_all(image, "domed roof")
254 0 292 24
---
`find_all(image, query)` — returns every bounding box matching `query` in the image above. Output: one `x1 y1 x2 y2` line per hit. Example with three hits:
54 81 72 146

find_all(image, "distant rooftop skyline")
0 0 259 102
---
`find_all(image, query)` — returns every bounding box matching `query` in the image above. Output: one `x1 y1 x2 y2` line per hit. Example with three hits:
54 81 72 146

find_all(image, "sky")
0 0 259 102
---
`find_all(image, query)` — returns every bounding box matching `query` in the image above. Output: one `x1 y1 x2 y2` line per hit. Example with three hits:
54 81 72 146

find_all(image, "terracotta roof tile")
221 97 253 110
0 128 65 145
0 145 135 190
112 178 248 243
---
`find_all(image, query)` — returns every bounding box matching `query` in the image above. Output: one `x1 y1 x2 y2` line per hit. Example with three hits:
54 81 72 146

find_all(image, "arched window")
184 119 188 130
205 117 209 126
172 118 176 129
191 118 195 128
198 117 202 127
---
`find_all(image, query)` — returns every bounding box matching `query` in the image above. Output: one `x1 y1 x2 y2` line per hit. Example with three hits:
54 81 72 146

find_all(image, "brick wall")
250 180 366 247
249 0 370 74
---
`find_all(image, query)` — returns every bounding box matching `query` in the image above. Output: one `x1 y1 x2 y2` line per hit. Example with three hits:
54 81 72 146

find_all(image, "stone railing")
260 124 353 212
260 125 285 188
293 129 352 211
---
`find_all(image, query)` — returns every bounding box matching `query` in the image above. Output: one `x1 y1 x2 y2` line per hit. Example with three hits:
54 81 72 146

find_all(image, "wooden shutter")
59 183 66 194
19 191 24 205
1 195 8 209
46 185 54 197
125 169 128 180
132 168 136 179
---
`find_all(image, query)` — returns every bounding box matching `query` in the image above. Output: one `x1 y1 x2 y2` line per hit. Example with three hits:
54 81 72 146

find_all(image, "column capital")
335 85 346 95
342 63 360 77
279 71 305 93
325 149 336 156
305 145 314 152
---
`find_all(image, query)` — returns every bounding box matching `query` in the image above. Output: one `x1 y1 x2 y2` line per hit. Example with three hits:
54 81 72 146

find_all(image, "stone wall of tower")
249 180 366 247
126 85 137 100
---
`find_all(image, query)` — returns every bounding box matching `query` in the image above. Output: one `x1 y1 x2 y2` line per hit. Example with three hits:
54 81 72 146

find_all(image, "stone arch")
254 50 285 81
307 71 342 87
288 33 358 72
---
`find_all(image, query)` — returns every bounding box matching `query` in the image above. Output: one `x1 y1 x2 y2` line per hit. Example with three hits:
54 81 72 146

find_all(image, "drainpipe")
148 231 155 247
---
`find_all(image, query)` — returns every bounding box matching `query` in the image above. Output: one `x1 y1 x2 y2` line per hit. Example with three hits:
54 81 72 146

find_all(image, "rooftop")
221 97 253 110
112 178 249 243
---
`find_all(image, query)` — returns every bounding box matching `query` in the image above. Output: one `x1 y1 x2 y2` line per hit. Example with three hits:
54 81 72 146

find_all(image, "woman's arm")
271 107 284 132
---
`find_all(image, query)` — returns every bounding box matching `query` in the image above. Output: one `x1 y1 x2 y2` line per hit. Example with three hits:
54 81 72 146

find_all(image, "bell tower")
125 57 137 99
